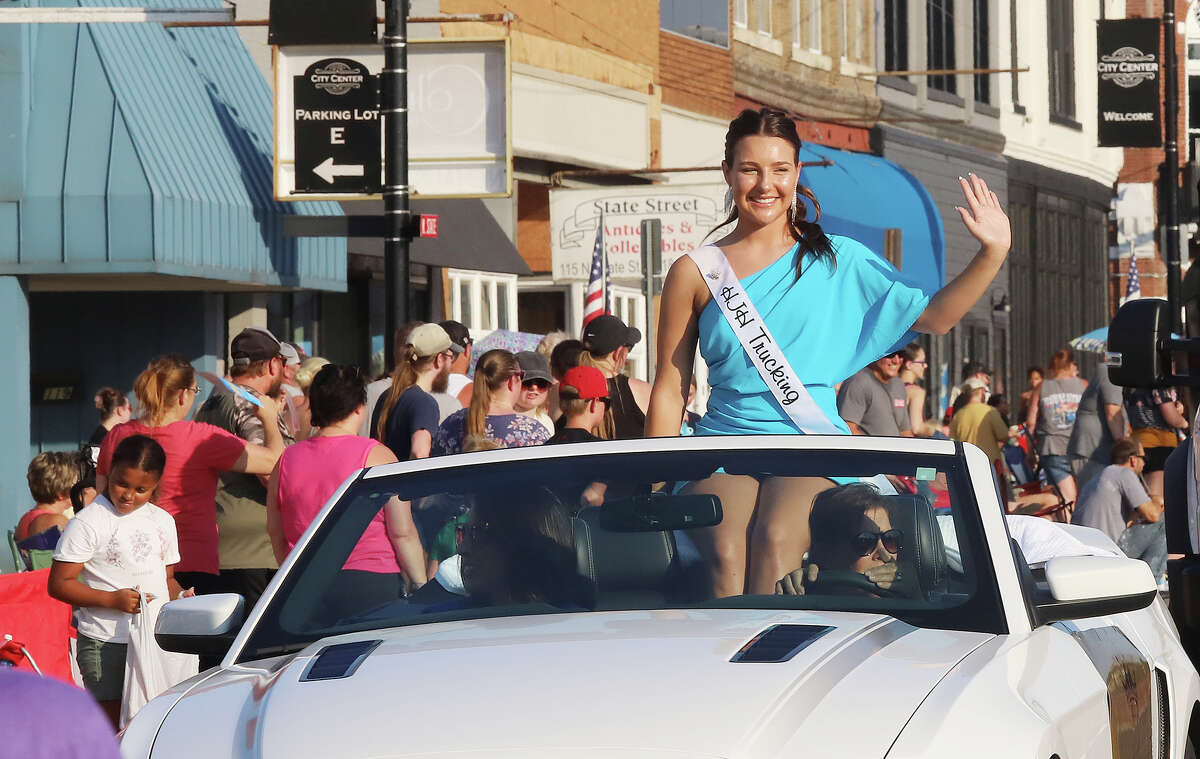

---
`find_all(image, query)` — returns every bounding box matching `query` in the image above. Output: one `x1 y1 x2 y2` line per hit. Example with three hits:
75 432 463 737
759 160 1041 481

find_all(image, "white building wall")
998 0 1123 186
513 65 650 170
660 105 727 169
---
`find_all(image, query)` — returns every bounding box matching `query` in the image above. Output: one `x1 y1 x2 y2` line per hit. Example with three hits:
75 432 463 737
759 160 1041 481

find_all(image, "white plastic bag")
120 590 199 727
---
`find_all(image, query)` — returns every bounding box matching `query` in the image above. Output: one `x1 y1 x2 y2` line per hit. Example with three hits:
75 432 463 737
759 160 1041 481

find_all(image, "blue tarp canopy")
0 0 345 290
799 143 945 292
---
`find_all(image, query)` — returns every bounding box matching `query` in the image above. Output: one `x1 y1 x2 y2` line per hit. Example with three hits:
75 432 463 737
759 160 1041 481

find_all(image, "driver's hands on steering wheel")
774 561 906 596
862 561 901 591
775 565 818 595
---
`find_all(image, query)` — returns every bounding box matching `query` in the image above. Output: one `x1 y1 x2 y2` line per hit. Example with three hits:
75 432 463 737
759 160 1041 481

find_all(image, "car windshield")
237 442 1004 662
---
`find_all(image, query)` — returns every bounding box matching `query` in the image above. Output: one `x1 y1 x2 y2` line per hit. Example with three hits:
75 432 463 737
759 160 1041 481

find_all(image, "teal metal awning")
799 144 945 291
0 0 346 290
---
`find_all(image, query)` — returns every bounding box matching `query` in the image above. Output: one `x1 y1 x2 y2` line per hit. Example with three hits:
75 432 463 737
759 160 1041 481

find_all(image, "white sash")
687 245 842 435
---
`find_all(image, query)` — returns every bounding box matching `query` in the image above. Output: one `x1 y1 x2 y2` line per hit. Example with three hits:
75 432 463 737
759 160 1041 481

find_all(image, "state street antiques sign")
1097 18 1161 147
549 184 728 281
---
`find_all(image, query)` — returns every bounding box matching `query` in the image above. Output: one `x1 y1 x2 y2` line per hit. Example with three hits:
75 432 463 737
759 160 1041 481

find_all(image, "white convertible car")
122 436 1200 758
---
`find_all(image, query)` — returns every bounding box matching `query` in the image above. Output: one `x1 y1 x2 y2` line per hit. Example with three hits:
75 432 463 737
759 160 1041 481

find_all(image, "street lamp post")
382 0 411 370
1165 6 1183 335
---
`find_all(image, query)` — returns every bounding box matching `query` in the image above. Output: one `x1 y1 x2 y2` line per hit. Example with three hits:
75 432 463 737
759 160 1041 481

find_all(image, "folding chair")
1001 456 1074 522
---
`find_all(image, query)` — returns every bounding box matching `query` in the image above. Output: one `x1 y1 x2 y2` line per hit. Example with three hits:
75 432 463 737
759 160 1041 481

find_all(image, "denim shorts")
1040 454 1073 485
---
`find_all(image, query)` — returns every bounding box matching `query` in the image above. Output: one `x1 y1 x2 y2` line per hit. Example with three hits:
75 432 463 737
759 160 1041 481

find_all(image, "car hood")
144 609 991 759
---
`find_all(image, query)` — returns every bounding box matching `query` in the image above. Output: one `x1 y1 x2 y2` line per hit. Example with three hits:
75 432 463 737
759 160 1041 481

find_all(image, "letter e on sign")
331 127 346 144
419 214 439 238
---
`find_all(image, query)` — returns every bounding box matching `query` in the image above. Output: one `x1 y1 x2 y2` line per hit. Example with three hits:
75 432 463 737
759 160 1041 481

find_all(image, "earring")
724 188 733 214
790 188 801 224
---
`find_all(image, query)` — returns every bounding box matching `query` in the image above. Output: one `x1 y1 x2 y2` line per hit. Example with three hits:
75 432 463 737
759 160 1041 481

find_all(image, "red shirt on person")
97 419 246 575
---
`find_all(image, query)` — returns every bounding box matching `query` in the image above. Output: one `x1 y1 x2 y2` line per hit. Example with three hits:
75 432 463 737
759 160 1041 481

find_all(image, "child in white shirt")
48 434 191 729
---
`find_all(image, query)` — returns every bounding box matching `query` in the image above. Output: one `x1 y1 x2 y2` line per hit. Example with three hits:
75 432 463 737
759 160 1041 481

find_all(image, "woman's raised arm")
913 174 1011 335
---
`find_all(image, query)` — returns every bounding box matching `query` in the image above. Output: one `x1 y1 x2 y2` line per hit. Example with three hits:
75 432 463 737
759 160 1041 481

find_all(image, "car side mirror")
1034 556 1158 625
1108 298 1200 387
155 593 245 656
1108 298 1172 387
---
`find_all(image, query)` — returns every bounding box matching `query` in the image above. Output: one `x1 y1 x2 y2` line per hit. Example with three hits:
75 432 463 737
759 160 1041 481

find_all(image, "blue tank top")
693 236 931 436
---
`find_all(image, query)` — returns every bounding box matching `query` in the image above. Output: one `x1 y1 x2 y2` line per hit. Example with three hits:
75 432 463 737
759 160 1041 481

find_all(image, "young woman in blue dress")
645 108 1011 597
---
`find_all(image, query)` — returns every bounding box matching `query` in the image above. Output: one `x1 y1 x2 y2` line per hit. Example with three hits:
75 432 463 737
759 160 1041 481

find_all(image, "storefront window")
447 270 518 337
610 285 648 381
496 281 510 330
457 278 472 328
480 279 495 331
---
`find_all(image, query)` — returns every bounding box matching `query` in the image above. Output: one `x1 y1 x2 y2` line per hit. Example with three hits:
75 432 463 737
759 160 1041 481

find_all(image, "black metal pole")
383 0 410 371
1165 6 1182 335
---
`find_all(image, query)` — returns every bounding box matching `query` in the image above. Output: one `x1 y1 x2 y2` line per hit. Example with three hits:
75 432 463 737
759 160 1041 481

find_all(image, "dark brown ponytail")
709 108 837 278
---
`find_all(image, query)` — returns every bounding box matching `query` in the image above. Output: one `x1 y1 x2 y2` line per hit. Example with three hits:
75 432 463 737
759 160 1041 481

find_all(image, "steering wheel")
804 568 907 599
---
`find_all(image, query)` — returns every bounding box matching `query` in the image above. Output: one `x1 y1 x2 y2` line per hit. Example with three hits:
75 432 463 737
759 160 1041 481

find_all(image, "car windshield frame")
235 440 1008 664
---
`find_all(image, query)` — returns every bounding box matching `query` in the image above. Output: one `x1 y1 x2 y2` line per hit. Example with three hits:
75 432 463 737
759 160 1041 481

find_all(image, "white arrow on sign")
313 157 365 184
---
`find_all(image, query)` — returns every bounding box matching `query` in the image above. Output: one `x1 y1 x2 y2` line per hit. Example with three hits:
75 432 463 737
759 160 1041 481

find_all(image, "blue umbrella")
1069 327 1108 354
1070 325 1180 354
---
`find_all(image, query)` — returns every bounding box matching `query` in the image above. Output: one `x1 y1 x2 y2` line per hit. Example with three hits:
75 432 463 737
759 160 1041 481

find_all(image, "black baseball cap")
439 320 472 355
516 351 553 384
230 327 282 365
581 315 641 356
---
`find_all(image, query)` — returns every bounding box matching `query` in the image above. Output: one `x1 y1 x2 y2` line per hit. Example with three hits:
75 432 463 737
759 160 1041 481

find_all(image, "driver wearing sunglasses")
776 483 905 597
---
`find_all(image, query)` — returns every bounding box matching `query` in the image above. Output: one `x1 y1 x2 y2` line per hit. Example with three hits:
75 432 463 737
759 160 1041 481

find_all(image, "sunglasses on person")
850 528 903 556
522 379 551 391
883 351 904 360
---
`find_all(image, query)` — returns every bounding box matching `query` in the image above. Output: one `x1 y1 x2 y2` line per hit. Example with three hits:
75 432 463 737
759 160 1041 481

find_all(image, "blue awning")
798 144 945 291
0 0 345 290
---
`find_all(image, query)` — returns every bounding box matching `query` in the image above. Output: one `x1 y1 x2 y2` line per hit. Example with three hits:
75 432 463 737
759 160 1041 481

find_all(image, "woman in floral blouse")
433 350 551 455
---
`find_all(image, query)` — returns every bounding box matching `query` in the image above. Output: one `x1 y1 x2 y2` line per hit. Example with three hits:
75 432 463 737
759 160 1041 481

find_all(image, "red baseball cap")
559 366 609 400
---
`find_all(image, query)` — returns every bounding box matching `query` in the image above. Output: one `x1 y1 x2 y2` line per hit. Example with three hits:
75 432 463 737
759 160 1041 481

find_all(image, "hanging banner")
1097 18 1161 147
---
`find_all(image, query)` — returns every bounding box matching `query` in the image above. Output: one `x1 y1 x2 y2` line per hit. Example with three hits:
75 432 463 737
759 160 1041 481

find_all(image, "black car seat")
571 506 682 610
886 494 949 601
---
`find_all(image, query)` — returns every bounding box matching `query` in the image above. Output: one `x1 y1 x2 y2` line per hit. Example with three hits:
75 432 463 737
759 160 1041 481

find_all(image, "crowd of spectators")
7 314 660 726
867 341 1176 586
14 317 1187 728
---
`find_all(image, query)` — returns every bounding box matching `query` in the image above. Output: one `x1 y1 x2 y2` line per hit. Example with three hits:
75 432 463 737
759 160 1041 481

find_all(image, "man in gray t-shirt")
837 353 913 437
1072 439 1166 579
1073 461 1150 543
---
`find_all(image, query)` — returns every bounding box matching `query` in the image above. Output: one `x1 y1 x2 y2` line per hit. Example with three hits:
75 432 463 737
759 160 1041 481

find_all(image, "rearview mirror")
155 593 245 656
1034 556 1158 625
598 493 722 532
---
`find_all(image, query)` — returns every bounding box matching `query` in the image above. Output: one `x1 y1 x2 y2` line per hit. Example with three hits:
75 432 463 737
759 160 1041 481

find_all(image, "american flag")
583 215 608 327
1125 253 1141 301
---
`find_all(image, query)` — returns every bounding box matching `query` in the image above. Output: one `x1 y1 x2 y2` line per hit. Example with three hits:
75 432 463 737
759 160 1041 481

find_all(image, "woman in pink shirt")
267 365 426 620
